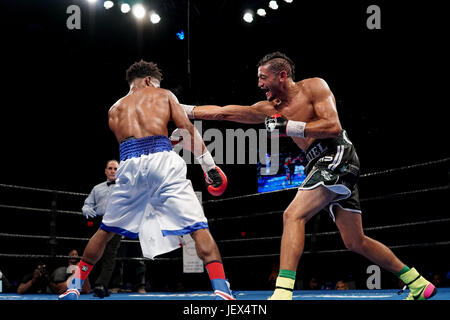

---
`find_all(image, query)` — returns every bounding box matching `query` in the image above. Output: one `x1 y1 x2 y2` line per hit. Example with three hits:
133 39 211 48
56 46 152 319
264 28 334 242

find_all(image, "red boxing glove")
204 166 228 196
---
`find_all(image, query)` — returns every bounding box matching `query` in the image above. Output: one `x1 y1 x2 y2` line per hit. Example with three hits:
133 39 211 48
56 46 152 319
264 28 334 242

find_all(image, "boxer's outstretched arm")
193 102 267 124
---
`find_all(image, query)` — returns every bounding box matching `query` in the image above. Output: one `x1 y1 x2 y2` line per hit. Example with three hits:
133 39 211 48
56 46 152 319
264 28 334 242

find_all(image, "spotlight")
132 3 146 19
243 11 254 23
269 1 279 10
86 0 98 4
121 3 131 13
149 11 161 24
103 1 114 9
284 0 293 3
176 30 185 40
256 8 266 17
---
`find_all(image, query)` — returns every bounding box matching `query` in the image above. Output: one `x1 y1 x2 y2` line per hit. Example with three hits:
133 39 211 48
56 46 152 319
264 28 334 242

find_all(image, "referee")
82 159 121 298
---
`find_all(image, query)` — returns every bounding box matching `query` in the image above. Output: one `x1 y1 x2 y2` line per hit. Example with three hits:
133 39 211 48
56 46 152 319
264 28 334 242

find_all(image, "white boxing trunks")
100 135 208 259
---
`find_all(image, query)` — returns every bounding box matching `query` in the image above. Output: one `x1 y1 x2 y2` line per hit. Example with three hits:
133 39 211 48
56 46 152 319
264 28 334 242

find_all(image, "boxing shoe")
399 268 437 300
267 290 293 300
212 279 235 300
93 285 110 298
267 277 294 300
58 288 80 300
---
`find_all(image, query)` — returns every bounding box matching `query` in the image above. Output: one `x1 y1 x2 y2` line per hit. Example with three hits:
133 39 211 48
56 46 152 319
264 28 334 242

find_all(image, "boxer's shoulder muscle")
252 100 278 116
301 77 332 101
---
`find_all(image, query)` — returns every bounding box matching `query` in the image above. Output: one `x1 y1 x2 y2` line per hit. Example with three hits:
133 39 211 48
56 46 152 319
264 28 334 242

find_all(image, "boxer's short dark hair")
126 60 163 84
257 52 295 80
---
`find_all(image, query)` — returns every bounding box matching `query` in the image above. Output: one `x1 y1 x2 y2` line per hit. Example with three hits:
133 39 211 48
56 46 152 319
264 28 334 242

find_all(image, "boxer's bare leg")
269 186 336 300
335 207 437 300
82 229 116 264
58 229 115 300
191 228 235 299
280 186 336 271
191 228 221 263
334 207 404 273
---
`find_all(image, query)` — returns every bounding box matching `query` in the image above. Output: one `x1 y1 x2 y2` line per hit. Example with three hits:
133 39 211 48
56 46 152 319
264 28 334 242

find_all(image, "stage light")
149 11 161 24
256 8 266 17
103 1 114 9
243 11 254 23
86 0 98 4
176 30 185 40
121 3 131 13
269 1 279 10
132 3 146 19
284 0 294 3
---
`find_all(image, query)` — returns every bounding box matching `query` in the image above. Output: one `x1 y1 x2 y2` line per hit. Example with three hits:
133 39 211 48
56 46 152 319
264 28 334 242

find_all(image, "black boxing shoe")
93 285 110 298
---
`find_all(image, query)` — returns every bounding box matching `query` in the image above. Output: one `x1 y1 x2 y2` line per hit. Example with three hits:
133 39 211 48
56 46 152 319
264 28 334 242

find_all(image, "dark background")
0 0 449 292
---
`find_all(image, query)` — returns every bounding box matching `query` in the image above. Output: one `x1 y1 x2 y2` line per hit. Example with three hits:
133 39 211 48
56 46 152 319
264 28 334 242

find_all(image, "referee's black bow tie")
107 180 116 186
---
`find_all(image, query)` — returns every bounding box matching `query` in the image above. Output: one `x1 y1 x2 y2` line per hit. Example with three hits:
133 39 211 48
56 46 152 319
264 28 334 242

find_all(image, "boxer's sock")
268 269 296 300
395 265 411 277
69 260 93 290
205 261 235 300
58 260 93 300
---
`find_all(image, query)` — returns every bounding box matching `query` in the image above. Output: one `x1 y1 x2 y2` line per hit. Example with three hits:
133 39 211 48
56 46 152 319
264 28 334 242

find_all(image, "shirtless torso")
108 86 200 153
108 87 172 143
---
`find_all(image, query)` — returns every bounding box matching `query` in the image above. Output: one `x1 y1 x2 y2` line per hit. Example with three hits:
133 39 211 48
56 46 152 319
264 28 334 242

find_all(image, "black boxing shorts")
299 130 362 221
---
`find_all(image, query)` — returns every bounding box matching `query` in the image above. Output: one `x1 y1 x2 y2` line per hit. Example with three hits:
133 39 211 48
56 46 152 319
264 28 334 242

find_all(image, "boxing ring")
1 158 449 301
1 288 450 301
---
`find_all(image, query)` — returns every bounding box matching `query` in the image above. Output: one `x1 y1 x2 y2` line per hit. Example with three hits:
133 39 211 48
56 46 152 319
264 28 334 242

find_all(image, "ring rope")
0 159 447 263
219 240 450 260
208 184 449 223
208 210 283 223
0 204 53 213
217 217 450 243
1 184 445 216
359 185 449 202
0 253 170 262
2 184 444 219
0 180 446 219
0 233 138 243
202 158 450 205
0 158 447 204
359 157 450 178
0 204 82 216
3 240 449 261
0 183 88 197
2 217 449 244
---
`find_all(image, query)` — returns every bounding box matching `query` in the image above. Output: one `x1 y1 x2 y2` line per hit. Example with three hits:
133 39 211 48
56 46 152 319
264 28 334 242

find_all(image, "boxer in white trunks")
58 60 234 300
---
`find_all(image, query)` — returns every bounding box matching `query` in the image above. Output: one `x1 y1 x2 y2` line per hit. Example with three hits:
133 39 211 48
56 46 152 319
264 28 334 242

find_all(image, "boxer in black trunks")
178 52 436 300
